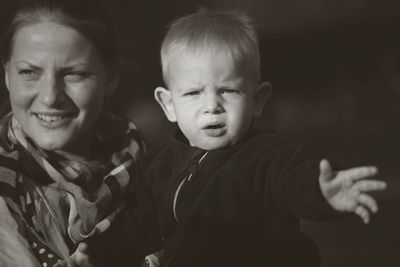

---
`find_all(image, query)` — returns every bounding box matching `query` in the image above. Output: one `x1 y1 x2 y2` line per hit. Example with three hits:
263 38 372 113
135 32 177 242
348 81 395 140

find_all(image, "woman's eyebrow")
59 64 89 71
15 60 41 69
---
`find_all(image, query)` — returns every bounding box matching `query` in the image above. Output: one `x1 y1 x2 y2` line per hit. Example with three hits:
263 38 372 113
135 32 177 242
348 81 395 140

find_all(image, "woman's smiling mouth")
34 112 75 128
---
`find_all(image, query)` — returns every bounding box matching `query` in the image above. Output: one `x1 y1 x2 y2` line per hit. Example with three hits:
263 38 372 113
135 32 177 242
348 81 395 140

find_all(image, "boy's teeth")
37 114 66 122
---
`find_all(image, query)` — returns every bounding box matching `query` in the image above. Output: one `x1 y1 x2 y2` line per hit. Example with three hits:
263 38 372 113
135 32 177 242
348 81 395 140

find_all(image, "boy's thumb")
319 159 333 182
77 242 89 254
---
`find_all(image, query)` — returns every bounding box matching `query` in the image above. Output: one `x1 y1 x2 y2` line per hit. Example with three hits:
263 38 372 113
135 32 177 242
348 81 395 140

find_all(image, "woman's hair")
1 0 120 73
160 8 261 87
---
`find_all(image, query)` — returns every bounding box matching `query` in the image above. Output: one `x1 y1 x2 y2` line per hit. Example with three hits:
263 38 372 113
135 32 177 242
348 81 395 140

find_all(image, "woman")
0 0 145 266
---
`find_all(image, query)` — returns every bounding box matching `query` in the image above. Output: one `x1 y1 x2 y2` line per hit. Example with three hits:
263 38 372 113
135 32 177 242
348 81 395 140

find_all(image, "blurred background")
1 0 400 266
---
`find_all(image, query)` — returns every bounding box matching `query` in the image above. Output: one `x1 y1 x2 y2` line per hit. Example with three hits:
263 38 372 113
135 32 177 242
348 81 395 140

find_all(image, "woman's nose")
38 74 66 106
203 93 224 114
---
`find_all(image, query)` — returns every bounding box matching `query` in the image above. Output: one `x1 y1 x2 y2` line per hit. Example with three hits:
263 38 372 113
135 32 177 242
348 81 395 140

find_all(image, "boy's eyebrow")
179 81 204 91
181 86 203 92
218 78 244 87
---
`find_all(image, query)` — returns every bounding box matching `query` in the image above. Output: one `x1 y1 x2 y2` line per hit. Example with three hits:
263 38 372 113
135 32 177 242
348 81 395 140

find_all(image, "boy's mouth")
204 123 225 130
203 123 226 137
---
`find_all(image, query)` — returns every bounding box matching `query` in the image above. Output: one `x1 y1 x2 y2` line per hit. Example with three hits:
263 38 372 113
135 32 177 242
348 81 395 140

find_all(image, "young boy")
132 9 387 267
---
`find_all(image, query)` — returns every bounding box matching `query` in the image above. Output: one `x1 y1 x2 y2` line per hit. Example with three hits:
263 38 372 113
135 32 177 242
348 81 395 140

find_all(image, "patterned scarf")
0 112 144 260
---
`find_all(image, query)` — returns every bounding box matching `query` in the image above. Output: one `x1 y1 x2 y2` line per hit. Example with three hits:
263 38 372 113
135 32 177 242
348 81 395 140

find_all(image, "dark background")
1 0 400 266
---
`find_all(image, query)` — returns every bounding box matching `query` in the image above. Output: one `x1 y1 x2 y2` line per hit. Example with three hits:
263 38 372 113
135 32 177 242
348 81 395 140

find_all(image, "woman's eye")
18 69 39 80
64 71 88 81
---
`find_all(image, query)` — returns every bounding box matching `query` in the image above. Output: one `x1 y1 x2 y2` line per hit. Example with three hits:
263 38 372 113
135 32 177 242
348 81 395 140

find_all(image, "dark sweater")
131 129 340 267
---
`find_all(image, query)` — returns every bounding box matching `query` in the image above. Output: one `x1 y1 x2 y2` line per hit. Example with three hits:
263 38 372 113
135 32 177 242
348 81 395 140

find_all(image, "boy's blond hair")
161 8 261 87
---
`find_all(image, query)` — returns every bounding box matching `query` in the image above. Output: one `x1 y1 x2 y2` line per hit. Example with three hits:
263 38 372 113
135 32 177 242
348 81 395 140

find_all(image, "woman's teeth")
37 114 68 122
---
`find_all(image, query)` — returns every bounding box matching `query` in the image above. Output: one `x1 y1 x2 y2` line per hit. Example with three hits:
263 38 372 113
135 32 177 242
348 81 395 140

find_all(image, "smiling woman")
0 0 145 266
5 21 111 156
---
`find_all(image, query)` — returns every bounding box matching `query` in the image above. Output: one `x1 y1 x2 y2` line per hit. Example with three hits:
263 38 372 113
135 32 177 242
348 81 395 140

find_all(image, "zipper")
172 151 208 223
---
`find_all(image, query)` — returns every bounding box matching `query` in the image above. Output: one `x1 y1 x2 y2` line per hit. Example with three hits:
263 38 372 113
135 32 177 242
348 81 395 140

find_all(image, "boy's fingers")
353 180 387 192
355 205 370 224
343 166 378 181
319 159 333 182
358 193 378 213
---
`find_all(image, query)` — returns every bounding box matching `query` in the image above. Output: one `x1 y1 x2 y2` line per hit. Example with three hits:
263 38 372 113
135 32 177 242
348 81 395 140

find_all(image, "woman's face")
5 21 114 155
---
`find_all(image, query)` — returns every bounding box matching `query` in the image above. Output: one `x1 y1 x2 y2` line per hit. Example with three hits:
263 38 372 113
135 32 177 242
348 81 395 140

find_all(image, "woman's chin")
34 139 68 151
32 133 92 156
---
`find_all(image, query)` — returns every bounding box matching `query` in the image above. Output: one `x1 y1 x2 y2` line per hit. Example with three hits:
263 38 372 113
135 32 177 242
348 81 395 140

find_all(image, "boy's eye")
220 88 239 95
183 91 200 96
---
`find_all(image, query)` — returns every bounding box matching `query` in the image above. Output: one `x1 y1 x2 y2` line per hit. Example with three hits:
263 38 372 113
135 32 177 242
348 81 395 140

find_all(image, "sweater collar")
169 127 256 167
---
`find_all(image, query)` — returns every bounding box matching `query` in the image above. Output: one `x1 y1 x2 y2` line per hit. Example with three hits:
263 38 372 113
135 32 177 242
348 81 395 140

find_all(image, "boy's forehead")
169 46 238 70
168 47 257 84
188 43 231 59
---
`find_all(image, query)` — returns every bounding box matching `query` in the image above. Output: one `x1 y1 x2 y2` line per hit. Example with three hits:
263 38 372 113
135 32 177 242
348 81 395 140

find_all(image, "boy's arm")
319 159 387 224
129 153 165 262
249 134 384 222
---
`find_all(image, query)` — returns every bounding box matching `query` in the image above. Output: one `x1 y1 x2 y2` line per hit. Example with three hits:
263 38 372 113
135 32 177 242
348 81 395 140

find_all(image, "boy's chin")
192 138 237 151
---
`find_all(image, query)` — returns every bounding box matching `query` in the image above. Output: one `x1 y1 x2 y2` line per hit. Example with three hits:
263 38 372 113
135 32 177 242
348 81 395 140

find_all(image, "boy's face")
155 52 270 150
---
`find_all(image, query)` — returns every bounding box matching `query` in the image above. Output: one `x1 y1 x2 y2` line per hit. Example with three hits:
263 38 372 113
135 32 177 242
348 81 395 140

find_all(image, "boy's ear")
252 81 272 116
154 87 177 122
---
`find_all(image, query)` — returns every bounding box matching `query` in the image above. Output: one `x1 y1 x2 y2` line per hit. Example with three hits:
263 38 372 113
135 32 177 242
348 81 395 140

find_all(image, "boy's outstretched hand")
53 242 93 267
319 159 387 224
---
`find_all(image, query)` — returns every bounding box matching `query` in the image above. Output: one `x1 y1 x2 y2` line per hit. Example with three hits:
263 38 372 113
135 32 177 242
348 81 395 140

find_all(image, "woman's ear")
4 62 9 91
154 87 177 122
106 72 120 97
252 81 272 116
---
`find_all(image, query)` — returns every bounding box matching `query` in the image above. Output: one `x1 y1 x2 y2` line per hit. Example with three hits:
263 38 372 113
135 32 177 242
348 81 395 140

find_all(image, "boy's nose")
203 94 224 114
38 74 66 106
